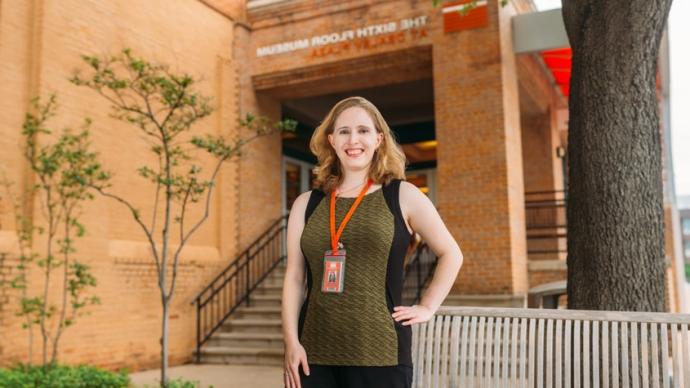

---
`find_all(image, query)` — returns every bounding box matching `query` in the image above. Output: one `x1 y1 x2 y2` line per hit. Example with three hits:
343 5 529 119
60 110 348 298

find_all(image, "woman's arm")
282 191 311 388
392 181 464 326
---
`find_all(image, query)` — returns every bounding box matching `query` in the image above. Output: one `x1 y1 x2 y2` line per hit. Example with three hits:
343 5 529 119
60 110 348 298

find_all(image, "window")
683 218 690 236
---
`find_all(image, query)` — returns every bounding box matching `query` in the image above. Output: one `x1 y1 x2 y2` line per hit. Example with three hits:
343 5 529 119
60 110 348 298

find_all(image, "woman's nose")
346 132 360 143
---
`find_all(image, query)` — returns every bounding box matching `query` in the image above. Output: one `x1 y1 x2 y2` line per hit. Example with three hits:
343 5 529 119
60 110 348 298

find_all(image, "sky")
669 1 690 201
533 1 690 203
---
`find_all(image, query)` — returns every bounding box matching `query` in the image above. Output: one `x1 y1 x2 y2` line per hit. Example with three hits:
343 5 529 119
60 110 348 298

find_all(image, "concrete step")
270 266 286 274
222 318 282 333
265 273 285 283
259 279 284 288
253 284 282 296
268 265 286 273
249 294 282 307
190 263 292 366
198 346 284 366
235 306 281 320
208 332 284 349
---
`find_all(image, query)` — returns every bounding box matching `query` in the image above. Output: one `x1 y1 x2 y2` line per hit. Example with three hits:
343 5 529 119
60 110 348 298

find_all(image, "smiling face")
328 106 383 173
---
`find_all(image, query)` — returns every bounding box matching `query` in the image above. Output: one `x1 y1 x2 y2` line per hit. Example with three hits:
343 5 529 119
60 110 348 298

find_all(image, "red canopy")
540 48 571 97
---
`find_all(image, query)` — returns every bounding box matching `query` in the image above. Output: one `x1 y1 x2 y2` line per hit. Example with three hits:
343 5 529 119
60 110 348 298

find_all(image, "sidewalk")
128 364 283 388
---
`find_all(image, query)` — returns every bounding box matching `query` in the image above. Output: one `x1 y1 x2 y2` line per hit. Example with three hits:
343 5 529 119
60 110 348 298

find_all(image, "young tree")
0 94 106 366
1 173 39 364
69 48 296 387
562 0 673 311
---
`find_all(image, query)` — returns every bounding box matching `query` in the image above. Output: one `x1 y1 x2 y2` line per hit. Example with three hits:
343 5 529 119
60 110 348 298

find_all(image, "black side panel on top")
304 189 326 223
382 179 414 367
298 189 325 339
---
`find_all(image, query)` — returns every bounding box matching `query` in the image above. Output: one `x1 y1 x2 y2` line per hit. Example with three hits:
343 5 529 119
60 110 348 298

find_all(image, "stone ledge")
528 259 567 271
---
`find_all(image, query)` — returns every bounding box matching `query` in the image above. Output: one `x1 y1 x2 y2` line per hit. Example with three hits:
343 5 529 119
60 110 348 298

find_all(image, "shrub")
0 363 129 388
142 377 213 388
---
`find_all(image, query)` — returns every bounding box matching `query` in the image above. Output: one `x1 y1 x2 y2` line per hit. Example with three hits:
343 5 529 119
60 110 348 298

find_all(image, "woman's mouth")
345 149 364 158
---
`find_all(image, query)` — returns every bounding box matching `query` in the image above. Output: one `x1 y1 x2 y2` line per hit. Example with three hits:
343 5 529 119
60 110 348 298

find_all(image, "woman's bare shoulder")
292 190 314 213
399 180 425 203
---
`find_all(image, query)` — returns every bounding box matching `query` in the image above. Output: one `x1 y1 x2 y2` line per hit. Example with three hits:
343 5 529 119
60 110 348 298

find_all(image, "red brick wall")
522 113 556 193
0 0 240 370
433 0 527 295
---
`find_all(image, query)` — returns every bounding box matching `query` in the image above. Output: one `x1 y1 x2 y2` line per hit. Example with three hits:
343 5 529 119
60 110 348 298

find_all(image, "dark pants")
298 364 413 388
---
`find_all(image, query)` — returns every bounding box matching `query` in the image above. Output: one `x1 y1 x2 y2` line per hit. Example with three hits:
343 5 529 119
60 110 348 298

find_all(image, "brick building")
679 196 690 280
0 0 684 372
682 209 690 275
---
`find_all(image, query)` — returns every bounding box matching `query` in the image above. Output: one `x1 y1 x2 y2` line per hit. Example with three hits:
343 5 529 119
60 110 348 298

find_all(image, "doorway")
282 156 315 214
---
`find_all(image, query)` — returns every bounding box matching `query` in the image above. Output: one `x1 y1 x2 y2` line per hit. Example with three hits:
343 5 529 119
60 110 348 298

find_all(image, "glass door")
282 156 315 214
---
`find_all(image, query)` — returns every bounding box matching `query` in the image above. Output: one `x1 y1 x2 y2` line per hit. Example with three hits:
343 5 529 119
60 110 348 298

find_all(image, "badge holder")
322 243 346 293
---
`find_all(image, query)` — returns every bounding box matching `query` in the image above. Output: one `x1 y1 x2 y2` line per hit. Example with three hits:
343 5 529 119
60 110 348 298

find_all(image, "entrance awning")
513 8 571 98
541 48 571 97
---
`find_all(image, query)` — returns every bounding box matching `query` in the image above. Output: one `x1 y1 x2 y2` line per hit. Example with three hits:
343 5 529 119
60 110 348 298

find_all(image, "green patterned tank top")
298 179 413 366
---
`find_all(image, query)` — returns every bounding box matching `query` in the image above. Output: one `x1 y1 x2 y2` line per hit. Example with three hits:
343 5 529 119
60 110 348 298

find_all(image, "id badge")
322 249 346 293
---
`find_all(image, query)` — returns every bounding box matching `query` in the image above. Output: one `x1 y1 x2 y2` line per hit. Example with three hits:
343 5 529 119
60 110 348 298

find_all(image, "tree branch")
90 185 161 275
150 152 163 237
167 157 225 299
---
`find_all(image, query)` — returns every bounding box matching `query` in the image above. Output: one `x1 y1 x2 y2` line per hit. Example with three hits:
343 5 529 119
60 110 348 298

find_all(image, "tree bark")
562 0 672 311
160 299 169 388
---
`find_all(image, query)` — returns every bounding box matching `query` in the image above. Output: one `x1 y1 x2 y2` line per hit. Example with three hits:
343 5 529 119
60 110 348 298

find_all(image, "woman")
281 96 463 388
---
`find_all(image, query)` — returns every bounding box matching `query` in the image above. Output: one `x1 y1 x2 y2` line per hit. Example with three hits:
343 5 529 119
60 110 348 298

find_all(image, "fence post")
245 251 251 307
196 299 201 363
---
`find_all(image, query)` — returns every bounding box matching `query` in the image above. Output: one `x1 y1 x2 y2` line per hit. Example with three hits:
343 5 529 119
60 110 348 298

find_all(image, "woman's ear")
328 133 334 148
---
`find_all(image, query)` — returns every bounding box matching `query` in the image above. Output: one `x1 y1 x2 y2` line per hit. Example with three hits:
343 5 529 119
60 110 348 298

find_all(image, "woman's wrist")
419 301 439 314
284 335 301 347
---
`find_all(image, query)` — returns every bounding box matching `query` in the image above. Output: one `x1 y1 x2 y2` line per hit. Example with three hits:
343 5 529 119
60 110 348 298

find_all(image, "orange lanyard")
330 178 373 253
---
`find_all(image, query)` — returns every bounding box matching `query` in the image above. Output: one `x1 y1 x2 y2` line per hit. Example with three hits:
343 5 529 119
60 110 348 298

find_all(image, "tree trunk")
562 0 672 311
160 299 169 388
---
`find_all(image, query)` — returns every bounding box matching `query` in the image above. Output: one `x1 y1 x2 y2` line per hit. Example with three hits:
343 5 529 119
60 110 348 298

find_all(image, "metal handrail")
525 189 568 259
402 239 438 306
191 215 287 303
524 189 567 196
191 214 288 362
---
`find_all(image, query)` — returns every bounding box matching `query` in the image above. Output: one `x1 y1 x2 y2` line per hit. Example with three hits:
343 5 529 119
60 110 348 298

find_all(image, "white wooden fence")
411 306 690 388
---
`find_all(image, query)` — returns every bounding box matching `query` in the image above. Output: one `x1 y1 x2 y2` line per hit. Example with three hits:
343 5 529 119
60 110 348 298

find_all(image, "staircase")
197 261 286 365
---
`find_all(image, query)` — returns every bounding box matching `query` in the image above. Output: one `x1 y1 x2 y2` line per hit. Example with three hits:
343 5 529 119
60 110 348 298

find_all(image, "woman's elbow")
439 245 462 268
451 245 463 271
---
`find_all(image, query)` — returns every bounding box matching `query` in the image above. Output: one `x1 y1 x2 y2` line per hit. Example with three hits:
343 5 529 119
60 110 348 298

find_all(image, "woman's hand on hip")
284 340 309 388
391 304 434 326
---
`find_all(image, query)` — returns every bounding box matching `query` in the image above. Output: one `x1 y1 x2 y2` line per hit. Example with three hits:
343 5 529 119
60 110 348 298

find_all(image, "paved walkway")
129 364 283 388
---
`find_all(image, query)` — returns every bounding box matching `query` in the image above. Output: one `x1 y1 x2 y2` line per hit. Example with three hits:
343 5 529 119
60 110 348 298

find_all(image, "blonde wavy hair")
309 96 407 194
